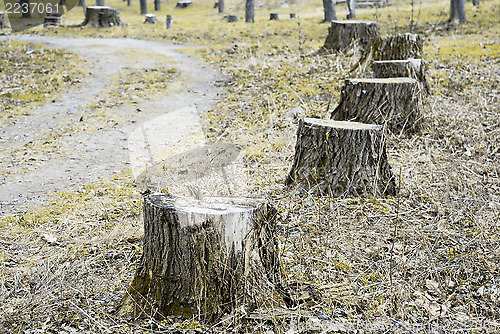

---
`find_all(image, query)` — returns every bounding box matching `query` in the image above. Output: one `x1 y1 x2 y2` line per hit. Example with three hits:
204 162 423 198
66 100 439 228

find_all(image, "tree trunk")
286 118 396 197
245 0 254 23
331 78 422 133
118 194 285 321
166 14 172 28
472 0 479 6
372 59 430 95
322 0 338 22
0 12 8 29
144 13 157 24
127 0 130 7
218 0 224 13
155 0 161 11
78 0 87 14
80 6 124 27
450 0 466 24
140 0 147 15
347 0 356 19
322 20 379 53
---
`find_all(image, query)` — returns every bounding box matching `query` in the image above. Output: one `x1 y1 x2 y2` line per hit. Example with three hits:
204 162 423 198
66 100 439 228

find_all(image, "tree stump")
227 14 238 22
118 194 285 321
0 12 8 29
373 59 430 95
270 12 279 20
286 118 396 197
322 20 380 53
290 13 296 18
176 1 192 8
331 78 422 133
80 6 124 27
166 14 172 29
43 12 62 27
144 13 157 24
371 33 423 61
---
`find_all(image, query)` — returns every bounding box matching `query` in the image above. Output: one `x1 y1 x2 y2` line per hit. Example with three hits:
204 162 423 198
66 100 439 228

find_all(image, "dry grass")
1 0 500 332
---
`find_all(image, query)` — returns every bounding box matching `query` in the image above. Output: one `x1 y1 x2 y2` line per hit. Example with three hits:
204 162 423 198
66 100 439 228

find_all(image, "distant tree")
347 0 355 19
78 0 86 13
245 0 254 23
322 0 337 23
472 0 479 6
218 0 224 13
449 0 466 24
140 0 147 14
155 0 161 11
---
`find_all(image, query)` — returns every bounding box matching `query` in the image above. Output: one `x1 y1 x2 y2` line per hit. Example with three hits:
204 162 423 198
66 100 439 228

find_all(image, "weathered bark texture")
0 12 9 29
322 0 338 22
373 59 430 95
322 20 379 53
118 194 285 321
166 14 172 28
44 12 62 27
80 6 124 27
245 0 254 23
176 1 192 8
449 0 466 24
331 78 422 133
227 14 238 22
286 118 396 197
371 33 423 61
270 13 279 20
346 0 356 19
144 14 157 24
140 0 147 14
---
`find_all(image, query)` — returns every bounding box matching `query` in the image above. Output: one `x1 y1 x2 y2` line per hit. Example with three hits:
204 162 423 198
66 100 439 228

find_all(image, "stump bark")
286 118 396 197
144 13 157 24
322 20 379 53
118 194 285 321
43 12 62 27
0 12 8 29
166 14 172 29
80 6 124 27
371 33 423 61
373 59 430 95
227 14 238 22
331 78 421 133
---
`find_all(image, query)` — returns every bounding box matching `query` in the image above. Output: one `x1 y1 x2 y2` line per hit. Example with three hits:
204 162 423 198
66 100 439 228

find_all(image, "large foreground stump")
373 59 430 94
331 78 422 133
118 194 285 321
80 6 124 27
286 118 396 197
322 20 380 53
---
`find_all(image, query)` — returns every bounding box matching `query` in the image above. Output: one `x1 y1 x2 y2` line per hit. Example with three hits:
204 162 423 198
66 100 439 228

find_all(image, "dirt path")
0 36 222 216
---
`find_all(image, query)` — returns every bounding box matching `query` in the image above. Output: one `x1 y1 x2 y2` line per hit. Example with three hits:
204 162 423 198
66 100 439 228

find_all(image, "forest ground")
0 0 499 332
